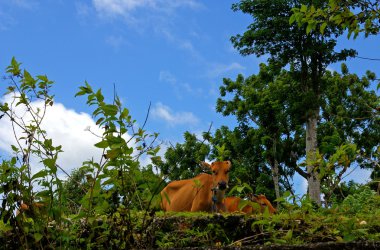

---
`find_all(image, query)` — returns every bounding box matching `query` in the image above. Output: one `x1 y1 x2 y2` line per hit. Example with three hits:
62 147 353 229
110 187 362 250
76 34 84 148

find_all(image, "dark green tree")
317 65 379 204
209 125 277 200
217 63 304 201
230 0 356 205
158 131 210 181
61 168 91 214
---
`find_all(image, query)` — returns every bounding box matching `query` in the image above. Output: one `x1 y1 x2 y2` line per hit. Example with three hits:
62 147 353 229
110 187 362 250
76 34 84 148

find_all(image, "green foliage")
0 57 65 248
340 186 379 214
157 131 210 181
0 58 163 249
230 0 361 205
228 178 253 197
291 1 380 38
216 63 306 200
208 125 278 201
158 202 380 247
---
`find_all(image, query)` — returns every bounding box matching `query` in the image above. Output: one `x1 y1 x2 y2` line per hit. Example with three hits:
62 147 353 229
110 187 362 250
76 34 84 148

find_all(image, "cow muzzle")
218 181 227 191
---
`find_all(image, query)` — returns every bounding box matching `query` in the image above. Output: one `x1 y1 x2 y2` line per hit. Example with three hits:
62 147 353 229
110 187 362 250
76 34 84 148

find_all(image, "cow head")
249 194 276 214
201 160 231 191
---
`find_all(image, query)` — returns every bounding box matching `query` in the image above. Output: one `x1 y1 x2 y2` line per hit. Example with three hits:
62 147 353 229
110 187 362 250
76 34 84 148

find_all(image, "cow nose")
218 181 227 190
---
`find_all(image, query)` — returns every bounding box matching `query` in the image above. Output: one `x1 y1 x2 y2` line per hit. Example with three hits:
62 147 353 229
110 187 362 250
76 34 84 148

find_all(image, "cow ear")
200 161 211 169
226 160 232 168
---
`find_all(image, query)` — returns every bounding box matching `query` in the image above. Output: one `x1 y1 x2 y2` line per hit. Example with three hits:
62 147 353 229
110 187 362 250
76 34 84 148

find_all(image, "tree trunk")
272 159 280 207
271 140 280 206
306 108 321 206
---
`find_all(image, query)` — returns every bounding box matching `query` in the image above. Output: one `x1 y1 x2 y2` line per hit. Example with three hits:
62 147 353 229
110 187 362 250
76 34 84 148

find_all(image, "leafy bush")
340 186 379 214
0 58 163 249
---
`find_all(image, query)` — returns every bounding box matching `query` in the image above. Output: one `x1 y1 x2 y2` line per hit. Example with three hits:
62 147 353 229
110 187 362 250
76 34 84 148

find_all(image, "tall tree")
216 63 304 201
230 0 355 205
318 65 379 204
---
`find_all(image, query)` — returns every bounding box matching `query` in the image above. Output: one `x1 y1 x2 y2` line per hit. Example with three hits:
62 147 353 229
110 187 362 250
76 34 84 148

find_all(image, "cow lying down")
224 194 276 214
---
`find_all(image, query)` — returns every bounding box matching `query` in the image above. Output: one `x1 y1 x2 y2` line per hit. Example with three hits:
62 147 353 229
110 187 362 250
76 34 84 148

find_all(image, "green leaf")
120 108 129 119
103 104 118 116
236 186 244 193
238 199 250 210
6 57 21 76
309 5 315 15
37 75 48 82
329 0 337 9
284 229 293 241
163 191 171 205
96 117 105 125
306 21 317 34
106 148 121 159
19 164 27 172
11 145 19 153
42 158 56 169
289 14 296 25
0 102 10 112
75 82 93 97
95 89 104 102
320 22 327 34
34 233 43 243
300 5 307 13
193 179 202 188
31 170 47 180
95 140 109 148
0 221 13 232
23 70 36 89
36 190 51 198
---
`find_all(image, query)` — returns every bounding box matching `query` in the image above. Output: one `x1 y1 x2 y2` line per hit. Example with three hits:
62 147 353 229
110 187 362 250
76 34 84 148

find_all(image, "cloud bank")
0 94 104 178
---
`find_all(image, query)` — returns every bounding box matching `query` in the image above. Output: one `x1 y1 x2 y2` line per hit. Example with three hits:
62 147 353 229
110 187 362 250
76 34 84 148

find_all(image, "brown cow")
161 160 231 212
224 194 276 214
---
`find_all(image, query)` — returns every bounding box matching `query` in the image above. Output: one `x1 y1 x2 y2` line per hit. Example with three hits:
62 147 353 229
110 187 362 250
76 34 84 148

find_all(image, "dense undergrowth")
1 186 380 249
152 188 380 248
0 58 379 249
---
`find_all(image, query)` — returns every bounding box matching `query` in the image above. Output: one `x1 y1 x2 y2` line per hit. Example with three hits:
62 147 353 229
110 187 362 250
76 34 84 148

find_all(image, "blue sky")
1 0 379 195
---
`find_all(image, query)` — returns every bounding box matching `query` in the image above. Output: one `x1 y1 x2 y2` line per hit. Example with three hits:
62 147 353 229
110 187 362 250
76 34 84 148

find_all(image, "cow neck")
210 175 226 213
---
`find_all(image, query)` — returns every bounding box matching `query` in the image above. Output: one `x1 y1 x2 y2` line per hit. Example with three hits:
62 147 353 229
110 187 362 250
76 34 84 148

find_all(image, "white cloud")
8 0 38 9
0 0 38 31
159 70 204 99
92 0 146 17
75 2 92 18
0 10 14 31
206 62 246 78
92 0 202 17
105 34 126 49
159 70 177 85
151 102 199 126
82 0 204 61
155 26 202 60
342 167 372 184
0 94 106 178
